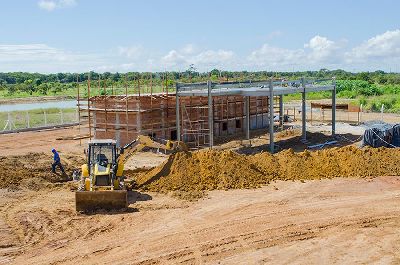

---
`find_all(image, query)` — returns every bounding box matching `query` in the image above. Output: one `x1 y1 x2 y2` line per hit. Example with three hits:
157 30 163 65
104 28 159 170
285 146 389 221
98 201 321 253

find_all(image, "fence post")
60 109 64 124
380 104 384 122
8 112 12 131
44 110 47 126
26 111 30 128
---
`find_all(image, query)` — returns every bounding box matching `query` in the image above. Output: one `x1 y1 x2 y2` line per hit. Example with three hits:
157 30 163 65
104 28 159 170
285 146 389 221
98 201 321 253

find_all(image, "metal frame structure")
176 78 336 153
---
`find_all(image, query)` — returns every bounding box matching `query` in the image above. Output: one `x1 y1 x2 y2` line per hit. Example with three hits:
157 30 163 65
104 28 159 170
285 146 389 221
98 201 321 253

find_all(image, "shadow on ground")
77 191 152 215
128 190 152 204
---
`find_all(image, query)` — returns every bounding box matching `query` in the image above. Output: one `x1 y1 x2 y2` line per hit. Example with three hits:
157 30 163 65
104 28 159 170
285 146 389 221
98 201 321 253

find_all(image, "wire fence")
283 102 399 125
1 108 79 132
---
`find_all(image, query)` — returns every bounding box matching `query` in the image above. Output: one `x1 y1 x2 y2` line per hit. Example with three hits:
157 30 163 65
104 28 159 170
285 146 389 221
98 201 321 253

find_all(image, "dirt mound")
137 146 400 197
256 146 400 180
0 153 84 190
137 150 266 192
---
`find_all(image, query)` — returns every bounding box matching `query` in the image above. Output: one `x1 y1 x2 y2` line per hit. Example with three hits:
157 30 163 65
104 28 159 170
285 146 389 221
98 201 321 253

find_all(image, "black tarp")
362 122 400 148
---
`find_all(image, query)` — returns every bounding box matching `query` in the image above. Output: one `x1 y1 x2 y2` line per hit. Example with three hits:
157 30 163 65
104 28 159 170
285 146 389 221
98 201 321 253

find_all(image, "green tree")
37 83 49 95
7 85 16 95
22 79 35 95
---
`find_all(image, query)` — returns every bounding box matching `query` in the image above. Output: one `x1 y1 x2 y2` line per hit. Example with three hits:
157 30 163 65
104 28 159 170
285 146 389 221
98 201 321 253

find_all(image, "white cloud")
38 0 76 11
161 47 235 70
38 1 57 11
346 29 400 63
162 50 187 67
0 44 60 60
118 45 143 59
305 35 342 63
181 44 196 55
0 44 102 73
193 50 234 65
248 44 305 67
248 35 345 70
4 29 400 73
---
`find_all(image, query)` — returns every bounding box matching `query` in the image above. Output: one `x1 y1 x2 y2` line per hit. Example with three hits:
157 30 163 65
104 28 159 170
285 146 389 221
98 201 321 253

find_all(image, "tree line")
0 68 400 96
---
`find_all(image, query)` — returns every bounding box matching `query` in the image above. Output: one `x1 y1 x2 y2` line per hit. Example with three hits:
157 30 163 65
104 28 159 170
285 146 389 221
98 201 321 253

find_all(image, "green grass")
357 94 400 112
0 88 77 99
284 91 400 113
284 91 332 101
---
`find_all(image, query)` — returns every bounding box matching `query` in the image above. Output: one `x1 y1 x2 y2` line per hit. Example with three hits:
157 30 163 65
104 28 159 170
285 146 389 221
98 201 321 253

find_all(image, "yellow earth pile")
0 153 84 190
136 146 400 196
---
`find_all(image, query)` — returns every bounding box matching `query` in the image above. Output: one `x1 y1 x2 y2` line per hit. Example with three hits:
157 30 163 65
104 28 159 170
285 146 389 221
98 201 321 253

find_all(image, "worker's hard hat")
52 148 56 152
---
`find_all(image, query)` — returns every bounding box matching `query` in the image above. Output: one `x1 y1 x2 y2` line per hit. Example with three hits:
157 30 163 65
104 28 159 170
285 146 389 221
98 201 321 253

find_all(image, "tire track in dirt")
132 214 400 264
3 177 400 264
0 217 21 265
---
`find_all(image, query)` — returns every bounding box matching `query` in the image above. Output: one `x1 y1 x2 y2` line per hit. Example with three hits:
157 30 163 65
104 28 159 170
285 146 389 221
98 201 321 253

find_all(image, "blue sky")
1 0 400 73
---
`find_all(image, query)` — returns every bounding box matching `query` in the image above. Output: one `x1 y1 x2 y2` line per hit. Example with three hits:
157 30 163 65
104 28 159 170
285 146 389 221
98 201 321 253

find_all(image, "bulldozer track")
132 214 400 264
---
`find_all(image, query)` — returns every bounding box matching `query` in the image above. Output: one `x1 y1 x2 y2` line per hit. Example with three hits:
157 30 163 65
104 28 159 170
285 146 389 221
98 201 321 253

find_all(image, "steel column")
279 95 284 126
245 96 250 140
301 77 306 141
269 79 274 153
175 84 181 141
332 78 336 136
207 81 214 148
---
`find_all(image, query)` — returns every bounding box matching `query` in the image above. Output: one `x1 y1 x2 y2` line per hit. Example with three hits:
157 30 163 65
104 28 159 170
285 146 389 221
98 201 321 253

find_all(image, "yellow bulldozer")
75 135 187 212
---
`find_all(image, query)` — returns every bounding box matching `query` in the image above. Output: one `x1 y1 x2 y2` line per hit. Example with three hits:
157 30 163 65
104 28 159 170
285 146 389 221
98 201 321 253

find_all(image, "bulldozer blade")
75 190 128 212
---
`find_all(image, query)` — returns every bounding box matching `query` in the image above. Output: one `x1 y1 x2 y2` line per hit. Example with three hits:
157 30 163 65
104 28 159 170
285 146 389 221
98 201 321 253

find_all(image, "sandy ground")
0 176 399 264
0 126 87 156
0 113 400 264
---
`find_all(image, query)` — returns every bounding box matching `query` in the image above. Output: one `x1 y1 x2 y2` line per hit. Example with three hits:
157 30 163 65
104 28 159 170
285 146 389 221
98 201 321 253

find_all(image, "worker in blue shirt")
52 148 65 175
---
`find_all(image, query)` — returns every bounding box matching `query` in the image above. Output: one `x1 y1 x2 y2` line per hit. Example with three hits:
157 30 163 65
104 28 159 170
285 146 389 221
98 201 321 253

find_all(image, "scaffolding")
78 76 336 152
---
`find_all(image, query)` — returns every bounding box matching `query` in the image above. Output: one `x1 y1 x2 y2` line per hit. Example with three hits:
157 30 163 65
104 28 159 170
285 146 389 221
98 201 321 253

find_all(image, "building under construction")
79 79 337 152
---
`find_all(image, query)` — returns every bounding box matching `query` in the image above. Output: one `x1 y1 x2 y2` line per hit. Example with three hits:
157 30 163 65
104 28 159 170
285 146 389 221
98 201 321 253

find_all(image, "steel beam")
177 85 334 97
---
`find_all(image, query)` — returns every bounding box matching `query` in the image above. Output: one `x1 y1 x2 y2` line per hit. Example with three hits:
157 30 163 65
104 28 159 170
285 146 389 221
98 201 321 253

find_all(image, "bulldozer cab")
88 140 116 169
87 139 117 187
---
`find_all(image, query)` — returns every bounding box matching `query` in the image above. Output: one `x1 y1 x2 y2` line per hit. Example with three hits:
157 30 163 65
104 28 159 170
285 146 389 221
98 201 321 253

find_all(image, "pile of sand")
136 146 400 197
0 153 84 190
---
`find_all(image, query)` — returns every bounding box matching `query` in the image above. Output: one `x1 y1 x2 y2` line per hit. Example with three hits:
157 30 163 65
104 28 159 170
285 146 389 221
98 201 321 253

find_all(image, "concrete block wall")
89 94 273 147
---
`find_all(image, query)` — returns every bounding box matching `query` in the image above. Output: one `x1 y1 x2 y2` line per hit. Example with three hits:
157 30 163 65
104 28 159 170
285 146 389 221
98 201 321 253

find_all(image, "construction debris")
56 134 91 141
307 140 338 149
